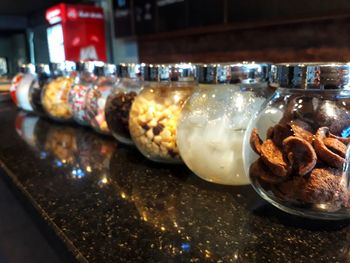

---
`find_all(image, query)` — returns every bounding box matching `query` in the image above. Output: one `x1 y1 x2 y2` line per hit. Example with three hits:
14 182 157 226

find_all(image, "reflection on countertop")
1 102 350 262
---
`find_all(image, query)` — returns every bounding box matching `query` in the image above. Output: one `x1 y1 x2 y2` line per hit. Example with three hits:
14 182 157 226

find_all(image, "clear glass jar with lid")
10 64 31 106
129 63 197 163
243 62 350 219
68 61 100 126
15 64 36 111
85 64 118 135
177 62 273 185
41 61 77 122
105 63 143 144
29 64 51 115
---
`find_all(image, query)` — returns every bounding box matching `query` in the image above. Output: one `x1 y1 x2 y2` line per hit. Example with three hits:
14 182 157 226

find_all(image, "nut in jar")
129 63 196 163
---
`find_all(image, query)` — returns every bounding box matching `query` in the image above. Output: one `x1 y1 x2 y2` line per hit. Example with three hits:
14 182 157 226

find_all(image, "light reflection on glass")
71 167 85 179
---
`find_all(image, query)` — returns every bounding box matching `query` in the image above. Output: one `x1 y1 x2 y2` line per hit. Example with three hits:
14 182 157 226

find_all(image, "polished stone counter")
1 102 350 262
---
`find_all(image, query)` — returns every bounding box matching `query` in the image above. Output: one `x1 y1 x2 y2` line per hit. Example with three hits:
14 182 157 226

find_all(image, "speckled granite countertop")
1 102 350 263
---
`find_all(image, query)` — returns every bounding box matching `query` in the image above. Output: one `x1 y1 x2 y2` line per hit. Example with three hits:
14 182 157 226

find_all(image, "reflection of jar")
45 125 78 165
29 64 51 115
10 64 29 106
177 63 272 185
105 63 143 144
15 111 40 148
243 63 350 219
33 118 52 160
85 64 117 135
41 61 77 122
129 64 196 163
75 130 117 182
68 61 99 126
16 64 36 111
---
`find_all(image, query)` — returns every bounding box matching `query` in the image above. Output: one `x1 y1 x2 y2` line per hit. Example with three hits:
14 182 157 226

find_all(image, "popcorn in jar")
41 61 77 122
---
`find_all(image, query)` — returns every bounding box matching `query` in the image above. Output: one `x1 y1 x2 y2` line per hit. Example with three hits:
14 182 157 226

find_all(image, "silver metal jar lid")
50 61 76 76
20 64 35 74
94 63 117 77
140 64 159 81
117 63 141 79
35 64 50 75
75 61 100 73
273 63 350 90
117 63 195 82
195 62 271 84
158 63 195 82
104 64 117 76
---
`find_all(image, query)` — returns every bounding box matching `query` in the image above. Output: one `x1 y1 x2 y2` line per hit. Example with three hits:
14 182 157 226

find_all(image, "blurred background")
1 0 350 77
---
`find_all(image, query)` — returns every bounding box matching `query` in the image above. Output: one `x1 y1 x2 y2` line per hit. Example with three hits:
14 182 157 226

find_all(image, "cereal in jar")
244 63 350 219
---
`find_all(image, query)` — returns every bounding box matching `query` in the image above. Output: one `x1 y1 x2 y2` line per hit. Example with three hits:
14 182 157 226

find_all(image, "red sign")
46 3 107 62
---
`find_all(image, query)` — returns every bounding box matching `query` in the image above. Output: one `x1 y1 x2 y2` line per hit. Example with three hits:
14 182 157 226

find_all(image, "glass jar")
243 63 350 219
105 63 143 144
75 130 117 182
68 61 99 126
16 64 36 111
29 64 51 115
44 125 78 167
177 63 272 185
41 61 77 122
85 64 117 135
10 64 29 106
129 63 197 163
15 111 40 148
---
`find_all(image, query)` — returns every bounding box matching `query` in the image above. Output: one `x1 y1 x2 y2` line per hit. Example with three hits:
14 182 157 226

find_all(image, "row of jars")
10 61 350 219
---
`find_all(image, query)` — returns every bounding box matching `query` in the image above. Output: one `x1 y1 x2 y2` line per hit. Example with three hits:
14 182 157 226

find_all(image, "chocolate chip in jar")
129 88 194 163
105 91 137 144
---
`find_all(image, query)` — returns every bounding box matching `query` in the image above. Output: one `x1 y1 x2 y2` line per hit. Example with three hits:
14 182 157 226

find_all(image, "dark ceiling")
0 0 82 16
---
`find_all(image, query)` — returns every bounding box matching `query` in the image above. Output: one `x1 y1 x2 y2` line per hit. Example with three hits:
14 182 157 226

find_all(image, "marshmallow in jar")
177 63 272 185
129 63 197 163
68 61 99 126
85 64 118 135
